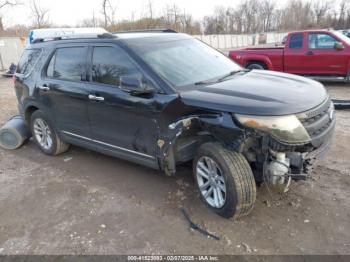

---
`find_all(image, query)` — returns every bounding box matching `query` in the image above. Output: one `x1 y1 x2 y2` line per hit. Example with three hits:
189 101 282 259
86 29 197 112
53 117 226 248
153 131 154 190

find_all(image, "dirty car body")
14 31 336 219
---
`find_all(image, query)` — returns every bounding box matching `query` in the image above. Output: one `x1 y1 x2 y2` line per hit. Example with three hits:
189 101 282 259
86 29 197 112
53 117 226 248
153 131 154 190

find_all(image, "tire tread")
54 135 70 155
195 142 256 219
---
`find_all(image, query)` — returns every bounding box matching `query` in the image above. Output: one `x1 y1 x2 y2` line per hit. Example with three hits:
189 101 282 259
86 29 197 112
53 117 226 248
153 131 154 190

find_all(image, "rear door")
283 32 308 74
37 44 92 138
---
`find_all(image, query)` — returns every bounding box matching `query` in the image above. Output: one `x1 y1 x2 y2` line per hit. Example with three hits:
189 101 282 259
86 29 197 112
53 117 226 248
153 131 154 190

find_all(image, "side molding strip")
61 131 155 159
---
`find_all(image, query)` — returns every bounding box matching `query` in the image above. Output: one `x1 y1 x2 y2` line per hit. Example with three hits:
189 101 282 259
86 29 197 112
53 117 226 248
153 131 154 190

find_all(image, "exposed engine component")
266 152 290 185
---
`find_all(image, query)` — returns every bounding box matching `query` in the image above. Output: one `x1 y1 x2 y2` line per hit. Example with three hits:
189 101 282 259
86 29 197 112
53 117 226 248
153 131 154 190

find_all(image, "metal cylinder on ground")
0 116 31 150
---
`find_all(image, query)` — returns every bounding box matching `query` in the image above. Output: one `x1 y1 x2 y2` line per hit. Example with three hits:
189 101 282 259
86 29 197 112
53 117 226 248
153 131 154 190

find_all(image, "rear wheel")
30 110 69 155
246 62 266 70
194 142 256 219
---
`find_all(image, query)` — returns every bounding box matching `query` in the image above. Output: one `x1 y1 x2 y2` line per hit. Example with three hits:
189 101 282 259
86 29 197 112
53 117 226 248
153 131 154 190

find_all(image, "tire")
30 110 69 156
193 142 256 219
246 62 266 70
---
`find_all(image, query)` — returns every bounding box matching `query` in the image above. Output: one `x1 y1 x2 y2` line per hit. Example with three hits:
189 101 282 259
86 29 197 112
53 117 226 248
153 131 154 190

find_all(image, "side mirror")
334 42 345 50
120 75 155 96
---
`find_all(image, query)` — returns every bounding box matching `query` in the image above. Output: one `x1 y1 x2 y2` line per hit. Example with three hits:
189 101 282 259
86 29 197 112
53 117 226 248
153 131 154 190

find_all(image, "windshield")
132 38 241 88
333 31 350 45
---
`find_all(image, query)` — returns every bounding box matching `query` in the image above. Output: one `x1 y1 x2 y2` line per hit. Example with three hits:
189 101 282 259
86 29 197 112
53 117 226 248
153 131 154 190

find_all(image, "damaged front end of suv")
155 90 335 219
160 96 335 189
234 97 335 188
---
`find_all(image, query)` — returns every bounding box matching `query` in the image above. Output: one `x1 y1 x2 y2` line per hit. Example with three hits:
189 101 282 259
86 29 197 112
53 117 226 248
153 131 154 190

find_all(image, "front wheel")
194 143 256 219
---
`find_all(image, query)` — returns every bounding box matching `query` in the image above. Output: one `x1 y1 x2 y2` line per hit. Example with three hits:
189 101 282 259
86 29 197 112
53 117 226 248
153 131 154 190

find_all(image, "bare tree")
0 0 20 9
337 0 349 28
178 10 199 33
101 0 117 28
232 6 244 33
313 0 331 26
80 11 103 27
30 0 49 28
274 0 313 31
0 0 21 31
130 10 137 24
200 0 350 34
163 4 181 26
142 0 156 28
6 0 348 37
259 0 276 32
147 0 154 19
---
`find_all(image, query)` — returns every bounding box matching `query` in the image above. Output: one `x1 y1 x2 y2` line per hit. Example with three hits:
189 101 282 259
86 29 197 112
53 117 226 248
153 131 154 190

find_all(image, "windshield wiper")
218 69 249 81
194 69 249 85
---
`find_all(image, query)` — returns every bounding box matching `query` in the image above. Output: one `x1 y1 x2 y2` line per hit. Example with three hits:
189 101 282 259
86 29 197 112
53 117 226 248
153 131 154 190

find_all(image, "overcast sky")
1 0 291 28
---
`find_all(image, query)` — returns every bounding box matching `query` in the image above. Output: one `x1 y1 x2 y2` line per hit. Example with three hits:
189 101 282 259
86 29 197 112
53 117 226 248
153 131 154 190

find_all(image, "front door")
85 44 163 168
301 32 348 76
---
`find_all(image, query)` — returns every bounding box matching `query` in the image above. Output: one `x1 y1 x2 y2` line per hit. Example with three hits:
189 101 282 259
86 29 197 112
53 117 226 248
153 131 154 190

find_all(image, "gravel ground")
0 78 349 255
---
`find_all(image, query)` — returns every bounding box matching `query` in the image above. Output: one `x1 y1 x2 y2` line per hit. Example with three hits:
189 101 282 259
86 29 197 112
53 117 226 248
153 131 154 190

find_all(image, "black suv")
14 30 335 219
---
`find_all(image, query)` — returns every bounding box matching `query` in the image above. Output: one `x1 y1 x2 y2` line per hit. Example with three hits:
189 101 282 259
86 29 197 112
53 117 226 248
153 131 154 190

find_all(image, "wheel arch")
24 103 41 125
158 113 245 175
246 60 268 69
242 55 273 70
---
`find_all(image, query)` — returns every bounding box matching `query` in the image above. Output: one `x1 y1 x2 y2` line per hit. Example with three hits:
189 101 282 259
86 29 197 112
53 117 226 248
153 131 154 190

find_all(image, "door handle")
305 51 314 56
88 94 105 101
38 85 50 91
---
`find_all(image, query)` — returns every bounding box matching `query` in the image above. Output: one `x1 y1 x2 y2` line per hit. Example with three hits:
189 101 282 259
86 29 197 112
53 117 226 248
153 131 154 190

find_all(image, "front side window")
17 49 41 75
308 33 337 49
91 46 140 86
47 47 86 81
289 34 303 49
132 38 241 88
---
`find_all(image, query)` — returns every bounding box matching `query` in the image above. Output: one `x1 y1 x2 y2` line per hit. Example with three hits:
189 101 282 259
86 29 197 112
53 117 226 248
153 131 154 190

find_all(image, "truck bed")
243 46 284 51
229 47 284 71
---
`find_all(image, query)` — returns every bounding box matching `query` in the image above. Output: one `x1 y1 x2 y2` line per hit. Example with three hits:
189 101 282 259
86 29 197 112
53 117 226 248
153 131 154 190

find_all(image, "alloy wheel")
196 156 227 208
33 118 53 150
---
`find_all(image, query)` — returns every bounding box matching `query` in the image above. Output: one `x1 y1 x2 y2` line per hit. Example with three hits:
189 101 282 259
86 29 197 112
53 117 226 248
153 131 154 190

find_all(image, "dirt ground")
0 78 349 255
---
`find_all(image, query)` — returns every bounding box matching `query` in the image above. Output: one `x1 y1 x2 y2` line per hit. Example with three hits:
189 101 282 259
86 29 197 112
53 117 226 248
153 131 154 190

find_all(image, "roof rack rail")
31 33 117 44
113 28 177 34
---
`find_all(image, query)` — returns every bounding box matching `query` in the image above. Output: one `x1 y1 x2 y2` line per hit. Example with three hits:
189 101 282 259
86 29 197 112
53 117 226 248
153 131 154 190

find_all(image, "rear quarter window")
288 34 304 49
17 49 42 76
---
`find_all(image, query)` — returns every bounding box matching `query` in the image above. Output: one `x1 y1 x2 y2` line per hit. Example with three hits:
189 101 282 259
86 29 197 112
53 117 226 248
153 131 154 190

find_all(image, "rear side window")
17 49 41 75
289 34 303 49
91 46 140 86
47 47 86 81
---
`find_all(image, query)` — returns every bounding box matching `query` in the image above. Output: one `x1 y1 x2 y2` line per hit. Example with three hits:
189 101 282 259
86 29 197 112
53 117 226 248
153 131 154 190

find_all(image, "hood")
180 70 328 116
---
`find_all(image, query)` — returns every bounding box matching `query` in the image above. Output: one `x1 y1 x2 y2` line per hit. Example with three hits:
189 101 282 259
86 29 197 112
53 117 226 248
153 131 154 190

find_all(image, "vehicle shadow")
9 139 297 224
10 140 218 219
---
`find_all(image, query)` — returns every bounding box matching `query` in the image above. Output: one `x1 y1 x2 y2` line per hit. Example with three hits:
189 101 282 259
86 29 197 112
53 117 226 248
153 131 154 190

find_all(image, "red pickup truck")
229 30 350 81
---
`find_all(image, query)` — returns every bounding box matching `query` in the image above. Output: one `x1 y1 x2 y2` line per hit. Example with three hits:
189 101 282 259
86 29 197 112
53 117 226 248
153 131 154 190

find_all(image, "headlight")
235 114 311 144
